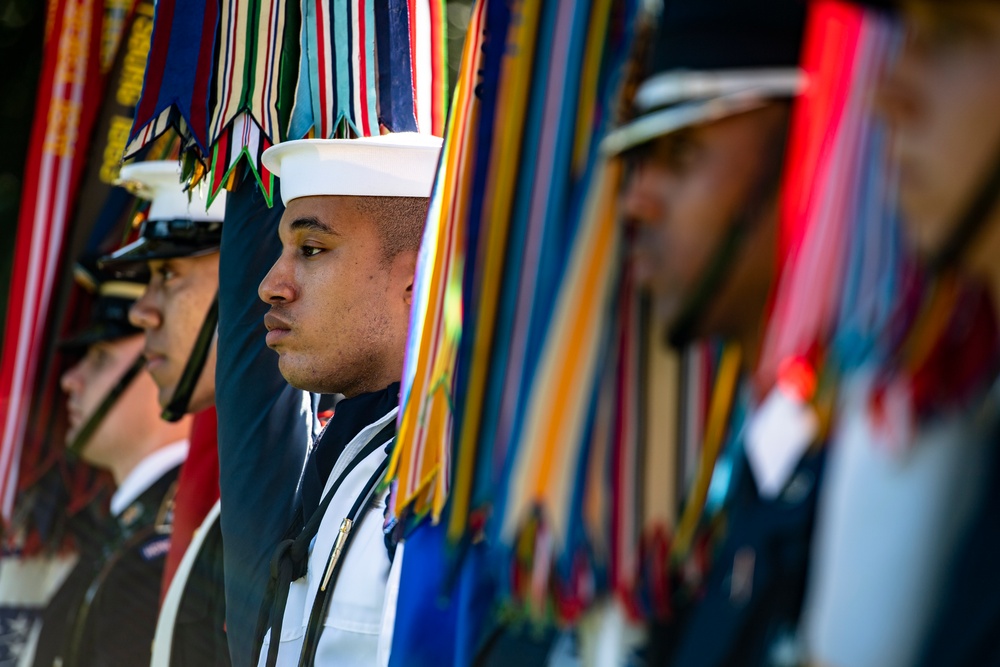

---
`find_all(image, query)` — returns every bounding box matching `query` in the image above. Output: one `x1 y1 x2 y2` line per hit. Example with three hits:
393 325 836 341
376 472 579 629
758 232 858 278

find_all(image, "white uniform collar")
111 440 189 516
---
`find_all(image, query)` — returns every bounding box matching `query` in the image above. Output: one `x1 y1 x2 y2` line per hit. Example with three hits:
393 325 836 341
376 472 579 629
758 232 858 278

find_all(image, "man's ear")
394 249 418 307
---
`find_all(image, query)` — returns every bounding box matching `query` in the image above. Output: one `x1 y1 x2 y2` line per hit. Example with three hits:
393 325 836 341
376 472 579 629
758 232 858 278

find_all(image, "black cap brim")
98 236 221 270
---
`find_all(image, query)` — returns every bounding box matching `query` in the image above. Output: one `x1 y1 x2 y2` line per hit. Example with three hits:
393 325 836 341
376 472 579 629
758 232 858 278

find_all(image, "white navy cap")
262 132 443 206
99 160 227 269
117 160 227 222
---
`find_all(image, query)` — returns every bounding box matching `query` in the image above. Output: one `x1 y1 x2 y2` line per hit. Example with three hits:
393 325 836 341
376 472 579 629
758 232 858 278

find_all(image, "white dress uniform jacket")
258 408 401 667
802 371 991 667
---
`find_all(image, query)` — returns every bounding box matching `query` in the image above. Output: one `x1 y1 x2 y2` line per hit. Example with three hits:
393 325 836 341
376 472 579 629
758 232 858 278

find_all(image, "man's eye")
650 131 700 174
157 266 177 281
666 136 699 171
88 348 108 369
300 246 323 258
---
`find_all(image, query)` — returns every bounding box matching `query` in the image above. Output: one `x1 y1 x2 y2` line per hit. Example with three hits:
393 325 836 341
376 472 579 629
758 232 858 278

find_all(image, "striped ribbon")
390 0 642 622
209 113 277 206
390 0 489 524
8 1 166 551
287 0 439 140
410 0 447 137
496 158 624 613
592 252 640 608
126 0 445 203
0 0 111 522
124 0 217 157
210 0 289 146
670 345 741 560
758 2 905 389
204 0 292 204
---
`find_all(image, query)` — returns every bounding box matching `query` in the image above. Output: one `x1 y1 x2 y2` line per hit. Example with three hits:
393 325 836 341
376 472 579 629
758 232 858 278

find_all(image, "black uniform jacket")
33 465 180 667
652 447 826 667
168 513 230 666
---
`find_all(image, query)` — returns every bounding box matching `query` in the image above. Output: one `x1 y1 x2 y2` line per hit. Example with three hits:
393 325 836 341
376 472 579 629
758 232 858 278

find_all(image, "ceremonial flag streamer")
6 0 169 552
759 2 905 389
391 0 643 620
0 0 124 525
756 3 997 460
124 0 218 158
126 0 447 205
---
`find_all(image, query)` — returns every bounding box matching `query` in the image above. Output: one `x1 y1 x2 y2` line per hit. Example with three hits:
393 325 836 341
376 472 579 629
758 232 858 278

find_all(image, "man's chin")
156 385 176 412
902 215 955 267
186 388 217 414
277 359 326 394
653 294 712 349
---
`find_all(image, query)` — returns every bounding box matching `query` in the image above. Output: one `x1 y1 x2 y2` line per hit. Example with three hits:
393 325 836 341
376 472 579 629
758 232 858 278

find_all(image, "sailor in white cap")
101 160 232 666
102 160 226 423
240 132 441 667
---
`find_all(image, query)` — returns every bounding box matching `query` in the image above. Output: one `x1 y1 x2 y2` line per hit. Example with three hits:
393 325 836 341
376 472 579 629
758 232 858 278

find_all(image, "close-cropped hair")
356 196 430 262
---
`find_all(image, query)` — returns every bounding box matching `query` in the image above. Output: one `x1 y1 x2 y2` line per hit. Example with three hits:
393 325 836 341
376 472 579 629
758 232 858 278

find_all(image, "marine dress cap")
100 160 226 268
60 257 148 349
261 132 444 206
602 0 809 155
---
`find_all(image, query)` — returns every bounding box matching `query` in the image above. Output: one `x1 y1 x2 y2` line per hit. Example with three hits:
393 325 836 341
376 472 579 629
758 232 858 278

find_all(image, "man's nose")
129 287 161 331
60 359 84 395
258 256 296 305
620 161 666 230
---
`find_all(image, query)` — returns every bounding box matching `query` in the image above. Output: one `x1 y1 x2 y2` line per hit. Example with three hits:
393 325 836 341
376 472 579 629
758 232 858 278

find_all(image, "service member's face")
620 104 785 343
260 196 416 397
879 0 1000 275
60 335 164 469
129 254 219 412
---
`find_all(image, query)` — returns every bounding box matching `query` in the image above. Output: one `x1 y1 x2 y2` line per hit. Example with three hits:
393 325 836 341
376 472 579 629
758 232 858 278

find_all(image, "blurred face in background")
129 254 219 412
60 335 165 477
619 103 787 349
879 0 1000 281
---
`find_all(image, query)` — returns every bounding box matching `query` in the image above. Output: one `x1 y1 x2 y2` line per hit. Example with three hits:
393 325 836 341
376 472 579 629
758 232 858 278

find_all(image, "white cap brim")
262 132 443 205
601 68 806 156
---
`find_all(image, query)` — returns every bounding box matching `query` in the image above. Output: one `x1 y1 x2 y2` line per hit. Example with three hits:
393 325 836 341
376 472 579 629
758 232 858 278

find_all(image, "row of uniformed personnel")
32 0 1000 665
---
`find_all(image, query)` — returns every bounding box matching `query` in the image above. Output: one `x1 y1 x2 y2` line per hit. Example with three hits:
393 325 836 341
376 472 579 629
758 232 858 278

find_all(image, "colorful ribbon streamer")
125 0 218 157
759 2 905 389
390 0 642 623
126 0 446 202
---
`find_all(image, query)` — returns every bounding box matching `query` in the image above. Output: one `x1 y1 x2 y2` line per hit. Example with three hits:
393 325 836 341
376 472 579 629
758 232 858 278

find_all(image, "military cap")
261 132 443 206
60 257 149 349
602 0 809 156
100 161 226 269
